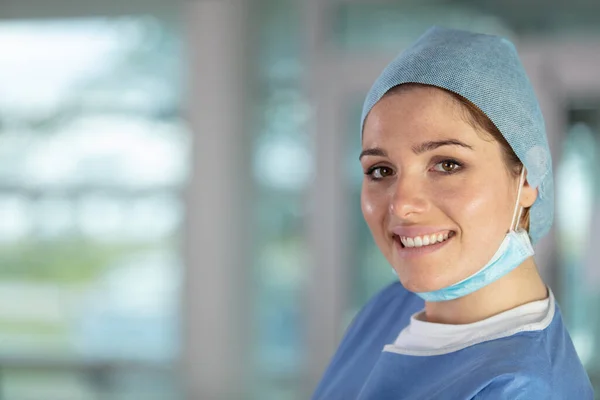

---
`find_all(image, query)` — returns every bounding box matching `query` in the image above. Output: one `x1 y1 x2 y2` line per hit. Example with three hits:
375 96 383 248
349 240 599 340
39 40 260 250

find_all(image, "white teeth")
399 231 453 248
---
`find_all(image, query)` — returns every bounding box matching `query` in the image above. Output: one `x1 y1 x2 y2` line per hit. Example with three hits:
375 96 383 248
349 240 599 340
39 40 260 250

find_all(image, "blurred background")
0 0 599 399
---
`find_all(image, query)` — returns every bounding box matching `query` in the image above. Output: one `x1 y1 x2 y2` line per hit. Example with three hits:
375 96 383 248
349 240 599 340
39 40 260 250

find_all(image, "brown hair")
384 83 530 231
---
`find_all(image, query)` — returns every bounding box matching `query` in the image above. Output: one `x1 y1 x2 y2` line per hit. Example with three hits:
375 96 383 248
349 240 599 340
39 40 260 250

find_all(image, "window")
556 105 600 393
0 18 187 399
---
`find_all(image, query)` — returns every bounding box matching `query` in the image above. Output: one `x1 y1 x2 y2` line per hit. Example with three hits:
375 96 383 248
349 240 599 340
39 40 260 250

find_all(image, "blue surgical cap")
360 26 554 244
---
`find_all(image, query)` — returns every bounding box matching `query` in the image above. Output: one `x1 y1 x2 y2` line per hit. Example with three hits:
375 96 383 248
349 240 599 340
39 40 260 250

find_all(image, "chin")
394 268 452 294
395 273 432 293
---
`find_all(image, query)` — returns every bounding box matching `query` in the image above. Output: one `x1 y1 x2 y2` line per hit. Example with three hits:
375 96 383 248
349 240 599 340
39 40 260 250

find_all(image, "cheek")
430 179 477 219
361 185 395 264
467 182 512 222
361 185 388 228
441 176 513 245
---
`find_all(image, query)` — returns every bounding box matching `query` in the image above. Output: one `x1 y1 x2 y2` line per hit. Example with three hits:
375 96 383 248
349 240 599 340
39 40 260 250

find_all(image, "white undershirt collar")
385 289 555 357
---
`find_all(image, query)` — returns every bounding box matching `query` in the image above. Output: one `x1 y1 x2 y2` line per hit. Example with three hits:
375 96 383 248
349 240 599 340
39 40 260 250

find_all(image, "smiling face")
360 85 535 293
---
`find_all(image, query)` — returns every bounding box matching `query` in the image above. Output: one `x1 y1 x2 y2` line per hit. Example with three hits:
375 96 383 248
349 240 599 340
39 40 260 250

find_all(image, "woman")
311 27 593 399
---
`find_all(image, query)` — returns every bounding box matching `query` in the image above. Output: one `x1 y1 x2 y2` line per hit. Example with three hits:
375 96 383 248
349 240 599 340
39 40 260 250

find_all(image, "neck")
424 257 548 324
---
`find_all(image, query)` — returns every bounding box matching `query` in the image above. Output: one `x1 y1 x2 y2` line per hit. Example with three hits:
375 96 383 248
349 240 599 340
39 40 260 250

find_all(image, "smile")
398 230 454 248
392 230 456 258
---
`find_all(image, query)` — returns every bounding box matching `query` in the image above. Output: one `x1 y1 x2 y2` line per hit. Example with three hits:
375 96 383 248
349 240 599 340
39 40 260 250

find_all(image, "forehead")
362 87 477 147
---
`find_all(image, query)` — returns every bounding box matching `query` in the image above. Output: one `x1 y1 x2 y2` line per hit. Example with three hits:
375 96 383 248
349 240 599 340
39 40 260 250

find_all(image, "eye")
433 159 462 173
366 166 394 180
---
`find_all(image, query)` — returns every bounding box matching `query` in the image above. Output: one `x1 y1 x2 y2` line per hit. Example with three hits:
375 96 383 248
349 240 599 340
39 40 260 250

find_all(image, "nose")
389 174 429 219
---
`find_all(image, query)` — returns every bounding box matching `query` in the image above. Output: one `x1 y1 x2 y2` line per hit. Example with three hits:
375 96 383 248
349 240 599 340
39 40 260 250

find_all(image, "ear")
519 176 538 209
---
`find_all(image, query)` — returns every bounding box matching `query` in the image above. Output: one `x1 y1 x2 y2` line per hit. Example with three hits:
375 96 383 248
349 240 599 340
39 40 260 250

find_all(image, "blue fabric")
311 282 593 399
360 26 554 245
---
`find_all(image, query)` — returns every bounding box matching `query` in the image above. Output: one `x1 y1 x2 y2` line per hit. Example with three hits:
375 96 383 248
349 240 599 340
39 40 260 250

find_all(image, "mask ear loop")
510 167 526 232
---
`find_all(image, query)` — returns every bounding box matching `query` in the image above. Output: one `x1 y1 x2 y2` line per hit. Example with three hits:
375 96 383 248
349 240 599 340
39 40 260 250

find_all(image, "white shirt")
388 289 554 356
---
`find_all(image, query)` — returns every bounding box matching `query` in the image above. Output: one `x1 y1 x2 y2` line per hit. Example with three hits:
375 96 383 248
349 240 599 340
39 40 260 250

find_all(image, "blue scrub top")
311 282 594 399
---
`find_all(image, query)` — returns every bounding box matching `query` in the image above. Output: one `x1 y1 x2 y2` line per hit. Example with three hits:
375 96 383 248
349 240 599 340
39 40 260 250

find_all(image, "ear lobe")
520 179 538 208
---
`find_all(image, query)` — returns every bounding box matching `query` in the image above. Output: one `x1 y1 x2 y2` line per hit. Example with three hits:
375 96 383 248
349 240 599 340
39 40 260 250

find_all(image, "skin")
360 86 547 324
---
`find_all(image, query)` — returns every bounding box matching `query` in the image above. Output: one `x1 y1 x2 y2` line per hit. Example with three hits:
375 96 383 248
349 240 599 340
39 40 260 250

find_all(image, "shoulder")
327 281 422 360
350 281 423 329
363 281 422 314
472 307 594 400
473 374 551 400
474 364 593 400
310 282 423 400
335 281 423 353
469 342 555 400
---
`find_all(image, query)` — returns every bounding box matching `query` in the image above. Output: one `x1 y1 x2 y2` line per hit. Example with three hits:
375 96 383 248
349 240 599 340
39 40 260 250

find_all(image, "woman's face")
360 87 534 293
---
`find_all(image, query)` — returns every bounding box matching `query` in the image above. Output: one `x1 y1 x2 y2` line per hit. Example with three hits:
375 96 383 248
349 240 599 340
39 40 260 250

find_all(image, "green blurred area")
0 238 174 283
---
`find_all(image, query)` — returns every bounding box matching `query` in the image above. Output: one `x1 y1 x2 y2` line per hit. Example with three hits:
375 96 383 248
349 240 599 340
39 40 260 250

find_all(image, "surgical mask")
415 168 535 302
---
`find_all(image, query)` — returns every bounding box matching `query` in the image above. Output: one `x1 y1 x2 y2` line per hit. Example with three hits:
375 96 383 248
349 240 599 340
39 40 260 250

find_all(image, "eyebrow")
359 139 473 160
358 148 388 160
412 139 473 154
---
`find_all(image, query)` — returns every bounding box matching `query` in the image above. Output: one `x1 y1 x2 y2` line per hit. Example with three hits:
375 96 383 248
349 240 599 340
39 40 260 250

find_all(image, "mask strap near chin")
510 167 526 232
